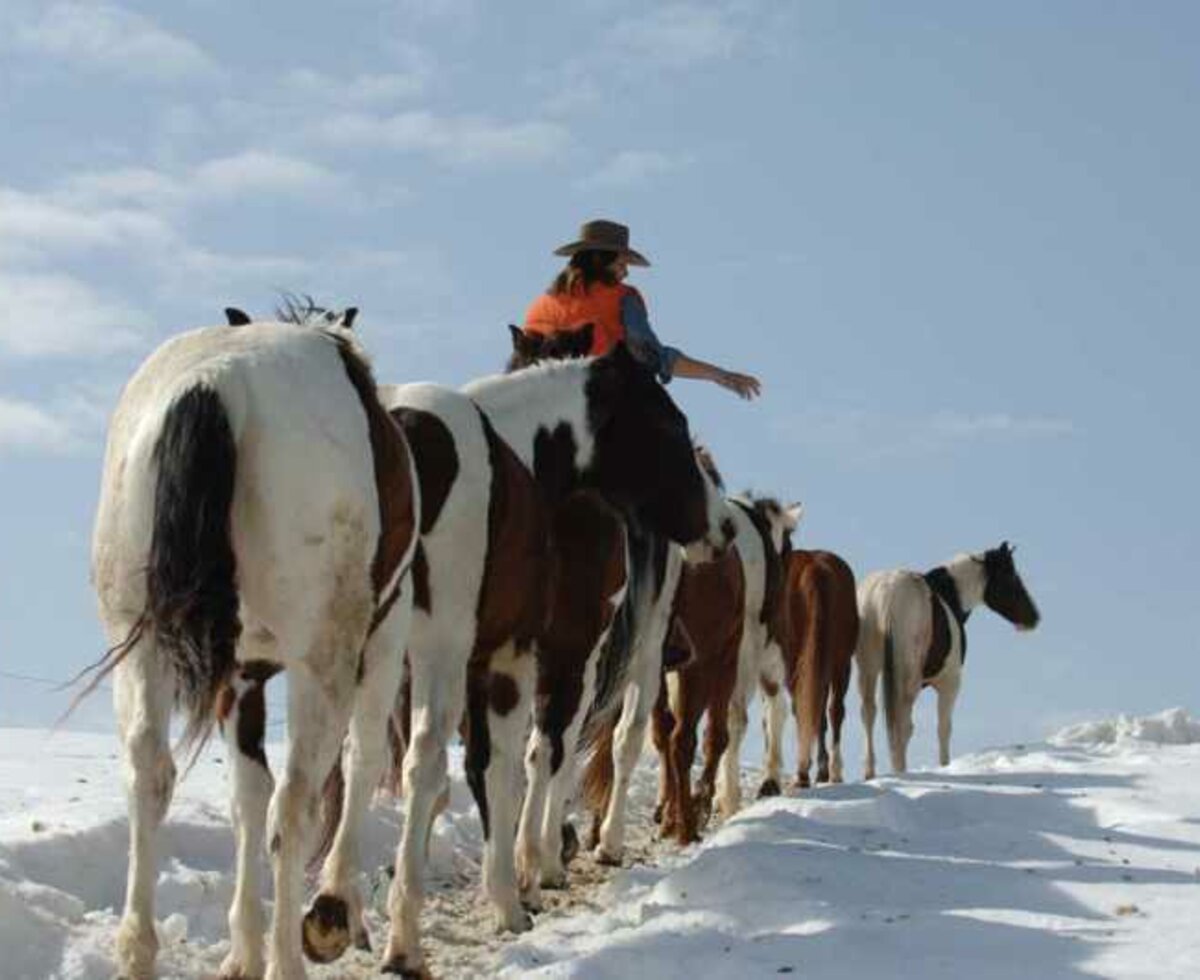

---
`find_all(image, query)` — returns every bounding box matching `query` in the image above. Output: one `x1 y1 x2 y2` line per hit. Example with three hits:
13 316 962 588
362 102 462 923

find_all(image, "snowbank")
1050 708 1200 748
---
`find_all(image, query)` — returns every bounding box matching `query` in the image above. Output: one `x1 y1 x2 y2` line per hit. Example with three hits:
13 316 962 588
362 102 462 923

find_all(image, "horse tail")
579 712 617 820
145 385 241 751
881 596 900 758
798 571 826 753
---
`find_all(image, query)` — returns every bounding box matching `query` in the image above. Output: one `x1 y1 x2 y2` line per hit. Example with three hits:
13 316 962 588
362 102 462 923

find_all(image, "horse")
88 309 418 980
502 325 726 878
648 477 799 841
506 322 594 371
469 343 732 894
779 547 859 789
651 544 745 845
855 542 1041 777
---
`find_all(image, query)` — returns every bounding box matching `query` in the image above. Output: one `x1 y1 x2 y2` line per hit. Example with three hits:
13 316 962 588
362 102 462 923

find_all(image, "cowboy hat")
553 219 650 267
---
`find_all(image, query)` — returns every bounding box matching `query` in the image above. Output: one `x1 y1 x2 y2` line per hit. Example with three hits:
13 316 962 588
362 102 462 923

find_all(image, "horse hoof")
652 802 664 824
561 821 580 865
380 954 431 978
795 772 812 790
301 894 351 964
594 847 622 867
355 927 373 953
757 778 782 798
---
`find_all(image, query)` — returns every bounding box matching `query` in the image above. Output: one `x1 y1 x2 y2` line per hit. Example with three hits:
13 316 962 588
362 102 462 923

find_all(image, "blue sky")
1 1 1197 767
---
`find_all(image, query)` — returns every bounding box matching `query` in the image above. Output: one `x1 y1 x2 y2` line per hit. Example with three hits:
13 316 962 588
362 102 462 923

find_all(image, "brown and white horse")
855 543 1041 777
505 326 723 875
89 313 418 980
647 478 799 841
779 548 859 789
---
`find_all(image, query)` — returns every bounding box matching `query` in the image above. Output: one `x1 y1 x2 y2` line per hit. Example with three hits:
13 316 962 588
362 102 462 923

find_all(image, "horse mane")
275 292 332 325
693 443 725 491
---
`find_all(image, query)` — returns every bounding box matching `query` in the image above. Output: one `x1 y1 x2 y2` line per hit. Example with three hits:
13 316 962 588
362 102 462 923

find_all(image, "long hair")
549 250 619 295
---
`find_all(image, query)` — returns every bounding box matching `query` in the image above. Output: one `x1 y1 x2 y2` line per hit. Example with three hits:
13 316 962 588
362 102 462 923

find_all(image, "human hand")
717 369 761 400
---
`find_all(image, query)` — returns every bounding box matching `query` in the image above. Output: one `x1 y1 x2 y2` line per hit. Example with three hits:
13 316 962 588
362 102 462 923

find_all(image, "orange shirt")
523 282 643 356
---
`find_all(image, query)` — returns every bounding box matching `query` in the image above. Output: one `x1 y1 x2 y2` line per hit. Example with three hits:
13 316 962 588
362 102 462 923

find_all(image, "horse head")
584 343 734 557
980 542 1040 630
506 323 594 372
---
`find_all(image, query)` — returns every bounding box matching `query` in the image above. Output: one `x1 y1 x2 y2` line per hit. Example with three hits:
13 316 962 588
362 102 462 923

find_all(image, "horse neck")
463 359 596 473
943 553 987 612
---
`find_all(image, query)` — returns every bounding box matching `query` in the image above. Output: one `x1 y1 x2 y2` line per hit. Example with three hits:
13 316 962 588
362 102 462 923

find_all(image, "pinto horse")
504 325 720 874
778 548 859 789
89 313 417 980
466 345 732 884
649 484 799 842
855 542 1041 777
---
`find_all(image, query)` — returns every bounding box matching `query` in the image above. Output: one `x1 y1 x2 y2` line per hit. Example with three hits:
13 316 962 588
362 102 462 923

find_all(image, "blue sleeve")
621 292 681 383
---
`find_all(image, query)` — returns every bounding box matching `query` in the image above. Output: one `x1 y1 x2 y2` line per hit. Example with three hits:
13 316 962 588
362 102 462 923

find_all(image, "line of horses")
86 306 1040 979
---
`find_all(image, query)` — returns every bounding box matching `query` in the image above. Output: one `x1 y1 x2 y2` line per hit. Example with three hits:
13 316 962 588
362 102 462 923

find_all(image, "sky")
1 1 1198 767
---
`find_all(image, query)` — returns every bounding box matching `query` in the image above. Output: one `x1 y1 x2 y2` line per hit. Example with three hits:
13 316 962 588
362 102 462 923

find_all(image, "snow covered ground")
2 709 1199 979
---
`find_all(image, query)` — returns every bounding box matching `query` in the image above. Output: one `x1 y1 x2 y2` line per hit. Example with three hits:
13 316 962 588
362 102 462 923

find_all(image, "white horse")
855 542 1041 777
90 311 418 980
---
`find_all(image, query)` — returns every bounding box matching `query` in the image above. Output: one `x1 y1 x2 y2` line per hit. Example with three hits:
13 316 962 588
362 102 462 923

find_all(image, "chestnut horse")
777 548 859 790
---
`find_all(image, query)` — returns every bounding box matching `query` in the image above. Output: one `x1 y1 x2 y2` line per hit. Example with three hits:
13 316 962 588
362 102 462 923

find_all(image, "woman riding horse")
522 219 762 400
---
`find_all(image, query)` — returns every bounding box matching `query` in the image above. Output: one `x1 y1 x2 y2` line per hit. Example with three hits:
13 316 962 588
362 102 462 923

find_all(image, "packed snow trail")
2 710 1199 978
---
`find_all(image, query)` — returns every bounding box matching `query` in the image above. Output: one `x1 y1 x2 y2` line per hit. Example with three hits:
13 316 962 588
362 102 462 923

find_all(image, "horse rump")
80 385 241 753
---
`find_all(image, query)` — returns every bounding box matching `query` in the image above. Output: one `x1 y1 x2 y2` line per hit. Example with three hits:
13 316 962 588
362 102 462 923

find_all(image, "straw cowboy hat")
553 219 651 267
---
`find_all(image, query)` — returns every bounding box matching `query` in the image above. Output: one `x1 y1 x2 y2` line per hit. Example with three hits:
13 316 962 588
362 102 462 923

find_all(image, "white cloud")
0 396 75 452
776 409 1075 462
0 272 148 358
607 4 741 69
15 2 216 79
192 151 341 198
578 150 685 188
0 187 172 259
317 111 569 165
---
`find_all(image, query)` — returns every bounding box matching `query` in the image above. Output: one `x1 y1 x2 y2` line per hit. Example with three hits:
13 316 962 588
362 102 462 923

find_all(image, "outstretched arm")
621 292 762 399
670 353 762 400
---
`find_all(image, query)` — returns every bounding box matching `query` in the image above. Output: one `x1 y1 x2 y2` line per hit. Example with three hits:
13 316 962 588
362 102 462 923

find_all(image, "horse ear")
784 502 804 530
508 324 525 350
341 307 358 329
224 307 251 326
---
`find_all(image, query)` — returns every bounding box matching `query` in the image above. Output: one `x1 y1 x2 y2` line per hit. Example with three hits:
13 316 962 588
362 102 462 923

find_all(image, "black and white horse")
90 311 418 980
855 542 1041 777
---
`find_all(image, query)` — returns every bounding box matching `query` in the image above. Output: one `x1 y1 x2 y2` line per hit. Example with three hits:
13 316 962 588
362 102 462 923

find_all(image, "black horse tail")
881 606 900 762
145 385 241 751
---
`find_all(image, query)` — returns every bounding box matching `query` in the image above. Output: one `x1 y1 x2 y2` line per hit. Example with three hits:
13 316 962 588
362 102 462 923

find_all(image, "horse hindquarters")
95 385 240 979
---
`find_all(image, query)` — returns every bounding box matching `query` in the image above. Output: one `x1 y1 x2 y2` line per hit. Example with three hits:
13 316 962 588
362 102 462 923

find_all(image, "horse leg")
857 651 879 781
758 657 787 797
112 636 176 980
481 646 536 933
595 666 659 865
650 675 676 829
218 663 279 980
715 692 748 820
828 658 852 783
816 704 831 784
306 594 412 965
265 658 358 980
888 685 917 775
936 674 961 767
671 696 702 844
537 673 595 889
381 635 464 975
